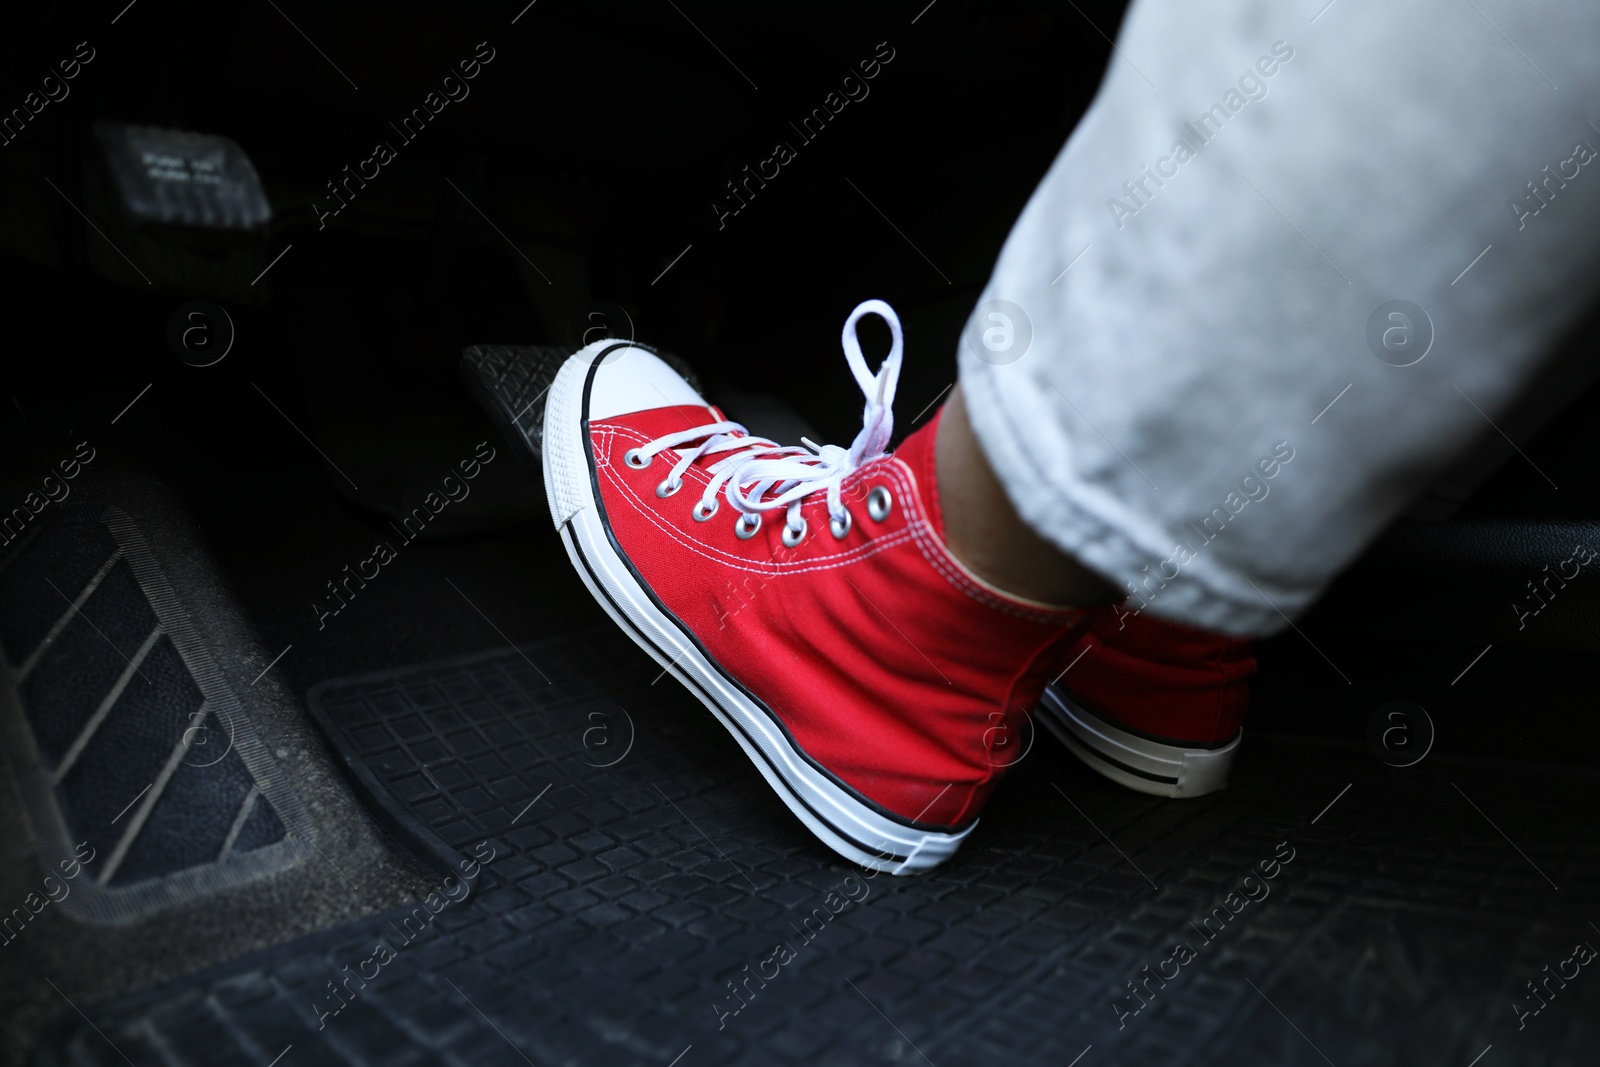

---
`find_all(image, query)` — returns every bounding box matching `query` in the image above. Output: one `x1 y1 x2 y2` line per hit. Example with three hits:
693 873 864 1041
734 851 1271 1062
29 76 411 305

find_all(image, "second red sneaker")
542 301 1087 873
1038 608 1257 798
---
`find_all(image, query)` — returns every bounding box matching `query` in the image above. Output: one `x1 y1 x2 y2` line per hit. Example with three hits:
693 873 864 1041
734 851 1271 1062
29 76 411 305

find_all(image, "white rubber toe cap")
582 342 707 420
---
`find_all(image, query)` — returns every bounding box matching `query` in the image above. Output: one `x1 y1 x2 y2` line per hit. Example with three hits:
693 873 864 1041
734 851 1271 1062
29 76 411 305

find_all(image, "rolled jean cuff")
958 351 1308 636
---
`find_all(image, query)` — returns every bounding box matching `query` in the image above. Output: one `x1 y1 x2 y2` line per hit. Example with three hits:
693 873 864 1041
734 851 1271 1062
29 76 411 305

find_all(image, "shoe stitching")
891 462 1079 626
596 423 1076 623
603 465 919 577
598 425 918 576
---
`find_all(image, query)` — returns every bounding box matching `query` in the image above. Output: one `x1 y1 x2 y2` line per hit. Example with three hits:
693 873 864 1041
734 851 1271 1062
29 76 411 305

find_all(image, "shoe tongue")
889 409 946 542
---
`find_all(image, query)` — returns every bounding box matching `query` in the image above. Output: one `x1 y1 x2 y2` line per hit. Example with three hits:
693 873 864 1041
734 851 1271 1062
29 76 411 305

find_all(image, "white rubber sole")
1037 685 1238 799
541 341 972 875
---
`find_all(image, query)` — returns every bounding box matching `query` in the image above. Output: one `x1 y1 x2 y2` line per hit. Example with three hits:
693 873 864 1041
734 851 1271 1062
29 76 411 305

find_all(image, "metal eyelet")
782 518 808 548
692 498 718 522
734 513 762 540
624 449 651 469
656 478 682 498
829 509 852 539
866 486 893 522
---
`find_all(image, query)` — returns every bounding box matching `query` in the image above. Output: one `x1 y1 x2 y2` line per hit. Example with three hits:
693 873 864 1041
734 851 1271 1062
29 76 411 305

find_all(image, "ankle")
932 387 1119 608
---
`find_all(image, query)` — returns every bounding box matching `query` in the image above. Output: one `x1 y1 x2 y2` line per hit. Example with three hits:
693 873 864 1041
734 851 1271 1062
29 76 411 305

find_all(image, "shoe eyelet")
624 449 651 469
692 498 718 522
829 509 852 539
656 478 682 498
866 486 893 522
782 518 808 548
734 514 762 540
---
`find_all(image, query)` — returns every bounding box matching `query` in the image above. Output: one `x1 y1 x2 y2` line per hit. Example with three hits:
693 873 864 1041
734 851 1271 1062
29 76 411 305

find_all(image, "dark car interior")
2 2 1596 1065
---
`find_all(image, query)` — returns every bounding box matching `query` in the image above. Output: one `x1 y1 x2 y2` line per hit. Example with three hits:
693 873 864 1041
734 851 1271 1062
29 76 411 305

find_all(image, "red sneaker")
541 301 1087 873
1038 609 1256 798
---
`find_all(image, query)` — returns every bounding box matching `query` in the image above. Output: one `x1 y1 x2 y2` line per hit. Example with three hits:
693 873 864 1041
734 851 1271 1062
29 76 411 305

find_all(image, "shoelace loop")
629 299 905 541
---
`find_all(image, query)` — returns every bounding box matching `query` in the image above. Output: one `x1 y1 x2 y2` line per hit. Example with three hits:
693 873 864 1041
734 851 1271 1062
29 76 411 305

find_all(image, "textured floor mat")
31 631 1600 1066
0 502 311 925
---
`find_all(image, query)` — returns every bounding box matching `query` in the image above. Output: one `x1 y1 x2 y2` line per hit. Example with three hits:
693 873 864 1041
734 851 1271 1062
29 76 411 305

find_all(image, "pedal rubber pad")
461 342 703 472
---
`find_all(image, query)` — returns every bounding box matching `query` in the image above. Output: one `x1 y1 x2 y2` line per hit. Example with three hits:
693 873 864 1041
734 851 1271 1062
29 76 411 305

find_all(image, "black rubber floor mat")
0 502 311 925
31 631 1600 1066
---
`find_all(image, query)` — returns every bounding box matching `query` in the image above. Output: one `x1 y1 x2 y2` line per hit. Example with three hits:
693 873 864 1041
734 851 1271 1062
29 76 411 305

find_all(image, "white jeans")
960 0 1600 635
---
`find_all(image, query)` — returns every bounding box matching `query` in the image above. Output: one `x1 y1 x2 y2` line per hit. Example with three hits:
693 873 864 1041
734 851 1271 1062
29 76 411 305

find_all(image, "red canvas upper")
1059 606 1257 745
590 405 1088 828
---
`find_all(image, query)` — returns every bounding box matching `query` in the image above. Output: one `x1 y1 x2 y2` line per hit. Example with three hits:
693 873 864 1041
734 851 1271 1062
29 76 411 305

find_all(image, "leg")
958 0 1600 635
937 384 1117 607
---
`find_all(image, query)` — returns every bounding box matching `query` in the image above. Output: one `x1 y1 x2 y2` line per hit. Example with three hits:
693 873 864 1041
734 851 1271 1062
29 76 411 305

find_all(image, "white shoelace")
626 299 904 542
